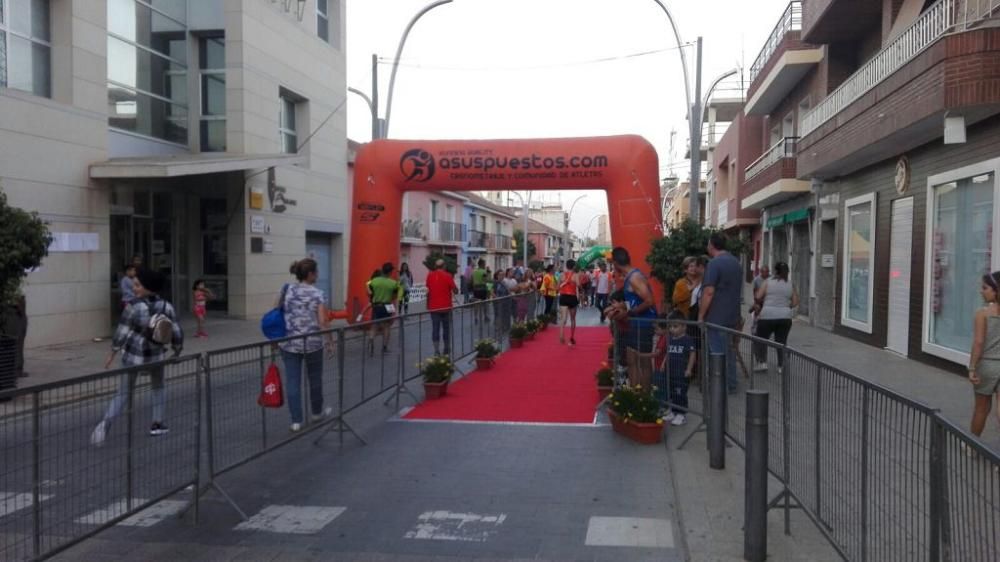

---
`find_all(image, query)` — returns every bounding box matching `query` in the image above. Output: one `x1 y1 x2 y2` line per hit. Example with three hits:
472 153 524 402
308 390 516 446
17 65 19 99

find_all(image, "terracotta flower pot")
510 338 523 348
607 410 626 435
525 332 535 341
625 420 663 444
597 385 613 400
423 380 449 399
475 357 494 370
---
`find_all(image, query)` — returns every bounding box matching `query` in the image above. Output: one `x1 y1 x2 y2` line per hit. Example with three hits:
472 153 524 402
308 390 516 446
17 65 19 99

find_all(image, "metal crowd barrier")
612 317 1000 561
0 293 543 560
0 357 201 561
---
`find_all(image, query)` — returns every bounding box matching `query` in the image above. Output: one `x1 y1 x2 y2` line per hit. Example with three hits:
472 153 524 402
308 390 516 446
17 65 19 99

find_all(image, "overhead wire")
377 42 695 73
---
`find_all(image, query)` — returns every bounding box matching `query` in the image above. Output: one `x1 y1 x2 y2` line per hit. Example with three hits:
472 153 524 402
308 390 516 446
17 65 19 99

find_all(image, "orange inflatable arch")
344 135 663 316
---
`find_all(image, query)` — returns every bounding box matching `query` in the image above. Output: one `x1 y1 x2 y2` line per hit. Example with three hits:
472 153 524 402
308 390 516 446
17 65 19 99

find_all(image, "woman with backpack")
92 268 183 446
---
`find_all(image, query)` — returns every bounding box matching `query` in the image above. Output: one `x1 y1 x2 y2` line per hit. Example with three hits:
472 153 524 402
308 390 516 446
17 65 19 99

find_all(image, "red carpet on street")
404 325 610 423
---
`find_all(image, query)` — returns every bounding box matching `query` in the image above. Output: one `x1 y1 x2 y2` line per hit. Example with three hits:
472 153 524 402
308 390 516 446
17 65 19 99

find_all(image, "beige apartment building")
0 0 348 347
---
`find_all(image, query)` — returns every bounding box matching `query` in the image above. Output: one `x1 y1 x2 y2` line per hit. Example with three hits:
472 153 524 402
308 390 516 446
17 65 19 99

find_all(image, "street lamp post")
383 0 454 138
564 195 587 265
507 191 532 271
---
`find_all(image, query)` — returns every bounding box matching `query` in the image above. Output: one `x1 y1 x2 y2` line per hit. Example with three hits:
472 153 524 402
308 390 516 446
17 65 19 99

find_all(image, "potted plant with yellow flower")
509 323 527 348
420 354 455 399
606 383 664 444
524 318 540 341
595 364 614 399
474 338 500 370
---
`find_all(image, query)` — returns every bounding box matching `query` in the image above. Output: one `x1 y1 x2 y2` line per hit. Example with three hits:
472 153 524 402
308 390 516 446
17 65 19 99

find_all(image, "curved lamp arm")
383 0 455 138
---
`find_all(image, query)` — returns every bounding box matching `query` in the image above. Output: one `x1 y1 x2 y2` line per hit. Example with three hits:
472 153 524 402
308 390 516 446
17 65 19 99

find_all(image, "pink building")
400 191 467 283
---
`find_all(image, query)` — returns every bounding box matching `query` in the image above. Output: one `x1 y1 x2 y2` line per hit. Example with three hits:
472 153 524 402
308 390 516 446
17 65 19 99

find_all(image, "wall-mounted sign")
251 215 268 234
249 188 265 210
49 232 99 252
895 156 910 194
263 239 274 253
152 240 166 254
821 254 835 268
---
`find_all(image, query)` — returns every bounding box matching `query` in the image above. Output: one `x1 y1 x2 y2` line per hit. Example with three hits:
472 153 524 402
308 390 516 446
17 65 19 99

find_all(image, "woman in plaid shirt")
91 269 183 446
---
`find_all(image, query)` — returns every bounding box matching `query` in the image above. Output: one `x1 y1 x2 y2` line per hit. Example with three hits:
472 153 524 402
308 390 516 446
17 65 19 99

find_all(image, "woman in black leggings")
753 262 799 372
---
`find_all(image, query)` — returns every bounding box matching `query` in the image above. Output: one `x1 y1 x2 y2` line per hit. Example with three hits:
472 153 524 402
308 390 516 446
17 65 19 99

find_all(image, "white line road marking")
585 516 675 548
404 510 507 542
234 505 346 534
1 492 53 518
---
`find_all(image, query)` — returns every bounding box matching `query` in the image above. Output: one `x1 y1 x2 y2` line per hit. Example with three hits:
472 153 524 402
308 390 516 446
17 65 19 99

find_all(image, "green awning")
766 208 810 229
785 208 810 223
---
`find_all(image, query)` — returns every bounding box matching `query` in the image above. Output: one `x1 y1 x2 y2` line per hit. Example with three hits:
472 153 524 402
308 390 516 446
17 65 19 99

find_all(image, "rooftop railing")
749 1 803 85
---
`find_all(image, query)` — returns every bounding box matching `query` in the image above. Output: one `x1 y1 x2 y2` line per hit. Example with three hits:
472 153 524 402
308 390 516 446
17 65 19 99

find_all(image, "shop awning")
89 153 306 178
766 208 811 228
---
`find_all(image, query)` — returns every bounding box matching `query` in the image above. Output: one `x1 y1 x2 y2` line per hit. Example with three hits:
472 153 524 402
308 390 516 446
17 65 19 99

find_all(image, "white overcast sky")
345 0 790 237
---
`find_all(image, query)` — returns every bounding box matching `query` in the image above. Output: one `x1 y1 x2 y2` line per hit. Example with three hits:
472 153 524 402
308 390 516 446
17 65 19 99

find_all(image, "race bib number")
384 304 396 314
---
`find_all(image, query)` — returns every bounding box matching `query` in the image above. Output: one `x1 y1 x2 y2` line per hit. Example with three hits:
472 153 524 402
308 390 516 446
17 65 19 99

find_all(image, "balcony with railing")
468 229 488 249
489 233 513 252
745 1 824 116
430 220 466 244
741 137 809 210
797 0 1000 178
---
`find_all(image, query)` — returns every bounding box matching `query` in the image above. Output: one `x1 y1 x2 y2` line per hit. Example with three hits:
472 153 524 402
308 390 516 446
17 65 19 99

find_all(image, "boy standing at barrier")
664 311 696 426
92 269 183 445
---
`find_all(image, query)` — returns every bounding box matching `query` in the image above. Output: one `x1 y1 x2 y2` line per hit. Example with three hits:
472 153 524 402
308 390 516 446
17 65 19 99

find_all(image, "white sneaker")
753 362 768 372
671 414 687 426
90 421 107 446
663 410 676 422
290 423 302 432
311 407 333 422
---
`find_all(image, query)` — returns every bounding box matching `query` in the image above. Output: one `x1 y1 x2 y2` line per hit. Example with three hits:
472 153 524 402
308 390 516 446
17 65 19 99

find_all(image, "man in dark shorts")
368 262 401 353
699 233 743 392
607 247 657 386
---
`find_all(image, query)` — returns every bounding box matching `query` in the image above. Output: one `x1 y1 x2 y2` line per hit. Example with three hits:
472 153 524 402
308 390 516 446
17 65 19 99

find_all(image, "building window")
0 0 52 97
316 0 329 42
199 36 225 152
430 200 438 222
107 0 188 144
924 159 1000 364
279 94 297 153
841 193 876 333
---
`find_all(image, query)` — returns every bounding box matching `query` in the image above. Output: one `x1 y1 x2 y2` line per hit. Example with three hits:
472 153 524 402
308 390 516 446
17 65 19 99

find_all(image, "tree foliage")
646 219 748 292
512 229 537 262
0 189 52 309
422 251 458 275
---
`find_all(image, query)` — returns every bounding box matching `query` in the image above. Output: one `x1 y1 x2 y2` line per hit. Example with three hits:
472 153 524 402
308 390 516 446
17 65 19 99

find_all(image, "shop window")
841 193 876 333
0 0 52 97
924 160 999 363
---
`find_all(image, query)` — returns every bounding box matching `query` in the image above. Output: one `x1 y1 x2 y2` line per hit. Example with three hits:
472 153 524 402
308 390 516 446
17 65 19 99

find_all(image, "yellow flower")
656 419 664 425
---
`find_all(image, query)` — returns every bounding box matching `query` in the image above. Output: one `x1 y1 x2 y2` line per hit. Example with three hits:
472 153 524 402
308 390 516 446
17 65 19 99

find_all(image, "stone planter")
475 357 494 370
510 338 523 348
525 332 535 341
423 380 449 399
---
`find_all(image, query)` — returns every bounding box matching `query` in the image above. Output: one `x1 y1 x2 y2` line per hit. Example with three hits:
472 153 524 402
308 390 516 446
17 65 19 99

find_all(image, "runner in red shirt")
558 260 581 346
425 258 458 355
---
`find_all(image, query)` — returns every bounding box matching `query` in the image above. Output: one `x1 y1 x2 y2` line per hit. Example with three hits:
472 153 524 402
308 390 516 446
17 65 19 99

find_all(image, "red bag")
258 363 284 408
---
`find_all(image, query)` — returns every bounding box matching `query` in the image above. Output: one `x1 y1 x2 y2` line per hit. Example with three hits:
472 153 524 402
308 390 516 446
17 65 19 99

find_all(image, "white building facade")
0 0 348 347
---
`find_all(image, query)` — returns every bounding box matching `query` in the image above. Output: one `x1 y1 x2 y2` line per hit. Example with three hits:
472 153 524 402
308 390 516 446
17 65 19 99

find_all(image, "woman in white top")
752 262 799 372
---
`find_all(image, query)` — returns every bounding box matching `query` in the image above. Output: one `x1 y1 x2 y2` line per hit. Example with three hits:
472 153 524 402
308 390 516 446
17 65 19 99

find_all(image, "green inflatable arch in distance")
575 246 611 271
